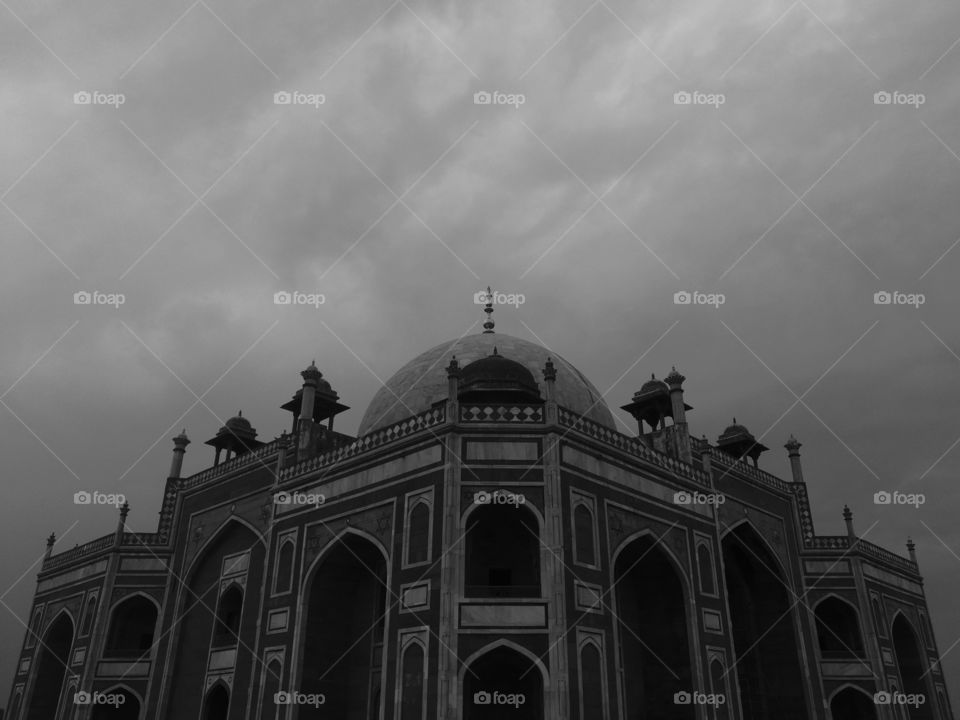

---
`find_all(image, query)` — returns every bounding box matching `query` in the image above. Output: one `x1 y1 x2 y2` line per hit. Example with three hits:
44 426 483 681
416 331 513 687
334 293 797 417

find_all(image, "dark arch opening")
275 541 294 594
407 503 431 565
892 615 934 720
400 643 425 720
830 687 878 720
24 613 73 720
815 597 865 658
166 522 264 720
574 505 595 566
465 504 540 598
698 544 715 595
614 535 693 719
722 524 807 719
212 585 244 647
580 642 604 720
203 684 230 720
104 596 158 659
90 688 141 720
463 645 543 720
81 596 97 636
299 534 387 719
260 660 282 720
708 660 729 720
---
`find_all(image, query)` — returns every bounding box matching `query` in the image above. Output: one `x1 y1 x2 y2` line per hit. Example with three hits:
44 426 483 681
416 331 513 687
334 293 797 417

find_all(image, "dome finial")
482 286 495 334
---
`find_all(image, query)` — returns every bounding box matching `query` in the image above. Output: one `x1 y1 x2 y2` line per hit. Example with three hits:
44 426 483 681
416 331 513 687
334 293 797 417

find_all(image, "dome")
458 349 542 401
223 412 252 432
638 375 669 396
358 334 616 435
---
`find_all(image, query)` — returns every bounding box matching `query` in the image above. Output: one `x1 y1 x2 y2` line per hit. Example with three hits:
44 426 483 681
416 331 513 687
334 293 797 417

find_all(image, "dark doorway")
463 645 543 720
104 596 158 659
299 533 387 720
614 535 693 719
722 524 807 720
25 612 73 720
465 504 540 598
203 684 230 720
815 598 865 659
892 615 934 720
830 687 878 720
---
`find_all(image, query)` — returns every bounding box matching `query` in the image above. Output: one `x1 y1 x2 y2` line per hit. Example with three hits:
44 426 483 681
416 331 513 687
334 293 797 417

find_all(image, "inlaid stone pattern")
607 506 690 576
110 587 163 606
185 495 272 569
460 404 543 423
302 503 394 568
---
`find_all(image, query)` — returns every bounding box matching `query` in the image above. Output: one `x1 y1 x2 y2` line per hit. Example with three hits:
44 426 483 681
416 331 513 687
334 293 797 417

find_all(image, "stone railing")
460 404 544 423
857 539 917 575
41 534 114 573
280 404 446 480
181 438 284 490
708 450 794 494
120 532 166 547
557 407 710 486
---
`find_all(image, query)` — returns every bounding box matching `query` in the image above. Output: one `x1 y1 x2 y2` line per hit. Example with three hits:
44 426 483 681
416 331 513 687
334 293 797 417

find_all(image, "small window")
213 586 243 647
81 596 97 636
574 504 595 566
275 541 294 594
407 503 431 565
697 543 715 595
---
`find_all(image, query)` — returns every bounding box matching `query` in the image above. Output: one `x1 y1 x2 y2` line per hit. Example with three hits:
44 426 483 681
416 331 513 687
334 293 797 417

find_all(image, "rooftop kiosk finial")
482 286 495 334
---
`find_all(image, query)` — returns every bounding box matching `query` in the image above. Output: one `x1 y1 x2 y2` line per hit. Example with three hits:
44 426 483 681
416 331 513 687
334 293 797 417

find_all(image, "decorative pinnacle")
785 434 802 453
301 360 322 381
46 532 56 549
842 505 852 521
665 366 685 387
173 429 191 447
119 501 130 520
446 355 460 377
482 286 495 333
543 357 556 381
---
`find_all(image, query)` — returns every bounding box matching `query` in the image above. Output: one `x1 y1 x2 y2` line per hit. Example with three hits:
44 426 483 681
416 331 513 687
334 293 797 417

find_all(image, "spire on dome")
482 286 495 334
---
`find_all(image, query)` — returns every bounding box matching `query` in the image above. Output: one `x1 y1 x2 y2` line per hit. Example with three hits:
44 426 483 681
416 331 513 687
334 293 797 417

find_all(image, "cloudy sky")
2 0 960 707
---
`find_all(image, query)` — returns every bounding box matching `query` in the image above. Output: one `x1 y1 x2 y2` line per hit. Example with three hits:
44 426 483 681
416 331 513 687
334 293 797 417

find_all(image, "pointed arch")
104 592 160 659
464 501 542 599
184 515 266 580
891 613 934 720
722 521 807 720
202 681 230 720
24 610 74 720
296 528 390 720
719 518 789 577
273 537 296 594
828 683 878 720
813 594 865 658
90 684 143 720
612 531 694 719
460 640 547 720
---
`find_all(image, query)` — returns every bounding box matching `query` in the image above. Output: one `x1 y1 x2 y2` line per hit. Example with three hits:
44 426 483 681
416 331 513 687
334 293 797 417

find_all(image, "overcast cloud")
2 0 960 705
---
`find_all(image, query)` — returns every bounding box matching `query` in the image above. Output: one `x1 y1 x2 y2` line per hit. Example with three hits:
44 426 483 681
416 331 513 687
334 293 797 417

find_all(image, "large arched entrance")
722 523 807 719
25 612 74 720
464 503 541 599
613 534 693 719
830 686 878 720
891 615 934 720
298 532 388 720
463 645 544 720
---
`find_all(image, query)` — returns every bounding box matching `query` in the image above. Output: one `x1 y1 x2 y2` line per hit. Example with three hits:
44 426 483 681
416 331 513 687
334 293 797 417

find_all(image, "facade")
5 317 955 720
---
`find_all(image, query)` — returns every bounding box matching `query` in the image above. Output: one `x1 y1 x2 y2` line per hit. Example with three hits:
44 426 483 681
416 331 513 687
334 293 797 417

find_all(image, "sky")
2 0 960 709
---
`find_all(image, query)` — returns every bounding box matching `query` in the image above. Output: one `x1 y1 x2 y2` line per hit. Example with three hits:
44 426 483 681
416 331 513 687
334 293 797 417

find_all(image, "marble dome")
358 333 616 435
